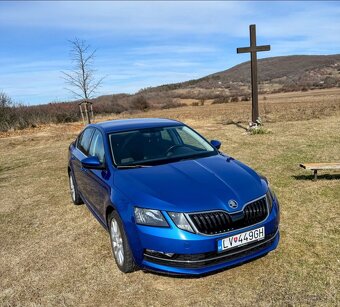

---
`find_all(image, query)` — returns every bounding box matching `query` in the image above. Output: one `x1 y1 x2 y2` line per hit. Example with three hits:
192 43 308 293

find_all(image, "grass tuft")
248 126 272 135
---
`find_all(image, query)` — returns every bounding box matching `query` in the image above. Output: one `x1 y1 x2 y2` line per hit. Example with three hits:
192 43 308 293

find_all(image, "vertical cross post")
250 26 259 122
237 25 270 123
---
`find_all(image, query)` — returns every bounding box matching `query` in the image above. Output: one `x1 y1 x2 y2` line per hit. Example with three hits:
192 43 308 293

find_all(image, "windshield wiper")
116 164 152 169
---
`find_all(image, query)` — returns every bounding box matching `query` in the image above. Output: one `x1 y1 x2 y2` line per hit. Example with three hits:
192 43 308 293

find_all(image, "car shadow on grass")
293 174 340 181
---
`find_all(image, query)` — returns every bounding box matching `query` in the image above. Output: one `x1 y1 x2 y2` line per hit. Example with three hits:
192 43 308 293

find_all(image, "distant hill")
3 55 340 132
136 54 340 101
80 54 340 110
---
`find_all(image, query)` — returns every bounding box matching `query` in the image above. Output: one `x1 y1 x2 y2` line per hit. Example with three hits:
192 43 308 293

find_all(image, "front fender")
109 187 145 264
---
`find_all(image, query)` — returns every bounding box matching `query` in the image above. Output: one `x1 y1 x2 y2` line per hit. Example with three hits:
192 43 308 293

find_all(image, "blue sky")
0 1 339 105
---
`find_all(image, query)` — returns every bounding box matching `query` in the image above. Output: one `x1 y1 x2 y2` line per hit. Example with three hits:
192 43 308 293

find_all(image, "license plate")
217 227 265 252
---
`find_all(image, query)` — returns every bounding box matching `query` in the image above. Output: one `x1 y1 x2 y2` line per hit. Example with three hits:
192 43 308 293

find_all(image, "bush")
1 91 172 132
0 99 81 132
161 100 186 109
0 92 14 131
212 97 230 104
324 76 337 88
230 96 239 102
0 91 12 108
95 99 128 114
131 95 150 111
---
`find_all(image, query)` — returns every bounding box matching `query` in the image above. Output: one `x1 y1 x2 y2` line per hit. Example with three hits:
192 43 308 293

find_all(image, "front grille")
188 196 268 235
243 197 268 225
144 229 278 269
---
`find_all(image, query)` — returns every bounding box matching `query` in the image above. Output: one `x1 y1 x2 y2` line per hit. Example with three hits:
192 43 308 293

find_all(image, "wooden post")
90 104 94 121
79 104 85 124
84 101 91 124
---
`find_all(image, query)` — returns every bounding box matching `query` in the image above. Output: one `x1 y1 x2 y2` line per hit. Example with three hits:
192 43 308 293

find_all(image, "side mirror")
211 139 221 150
81 156 105 170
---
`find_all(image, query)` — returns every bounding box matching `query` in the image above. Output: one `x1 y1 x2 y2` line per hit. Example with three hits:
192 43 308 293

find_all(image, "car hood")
114 155 267 213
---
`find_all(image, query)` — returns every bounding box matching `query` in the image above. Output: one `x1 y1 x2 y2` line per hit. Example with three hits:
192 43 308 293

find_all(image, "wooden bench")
300 163 340 180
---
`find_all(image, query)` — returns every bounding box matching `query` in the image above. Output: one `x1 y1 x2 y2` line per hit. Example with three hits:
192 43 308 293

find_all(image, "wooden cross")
237 24 270 123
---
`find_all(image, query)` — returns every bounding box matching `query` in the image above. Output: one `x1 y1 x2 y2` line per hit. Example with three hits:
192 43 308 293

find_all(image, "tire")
68 170 83 205
108 211 136 273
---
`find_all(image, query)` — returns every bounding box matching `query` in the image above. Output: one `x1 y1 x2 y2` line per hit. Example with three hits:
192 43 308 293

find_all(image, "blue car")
68 118 280 275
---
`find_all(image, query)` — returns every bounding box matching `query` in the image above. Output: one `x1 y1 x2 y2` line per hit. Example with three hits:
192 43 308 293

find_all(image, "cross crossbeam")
237 24 270 123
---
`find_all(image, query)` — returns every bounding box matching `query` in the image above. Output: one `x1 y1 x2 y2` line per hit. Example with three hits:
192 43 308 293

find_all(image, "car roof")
90 118 183 133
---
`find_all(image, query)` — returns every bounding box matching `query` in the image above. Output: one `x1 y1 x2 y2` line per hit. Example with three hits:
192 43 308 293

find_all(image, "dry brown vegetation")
1 89 340 306
0 93 187 132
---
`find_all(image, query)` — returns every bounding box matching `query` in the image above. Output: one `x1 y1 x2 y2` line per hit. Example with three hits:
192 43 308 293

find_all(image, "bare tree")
62 38 104 124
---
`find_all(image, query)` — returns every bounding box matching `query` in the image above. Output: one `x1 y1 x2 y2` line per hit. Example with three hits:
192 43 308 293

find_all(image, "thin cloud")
0 1 339 104
128 45 219 56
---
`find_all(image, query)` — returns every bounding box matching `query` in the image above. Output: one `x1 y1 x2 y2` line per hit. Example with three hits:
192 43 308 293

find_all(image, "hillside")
138 54 340 100
2 54 340 132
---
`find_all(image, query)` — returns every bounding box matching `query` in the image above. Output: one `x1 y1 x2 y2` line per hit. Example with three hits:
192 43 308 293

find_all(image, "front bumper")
143 230 279 275
130 200 280 275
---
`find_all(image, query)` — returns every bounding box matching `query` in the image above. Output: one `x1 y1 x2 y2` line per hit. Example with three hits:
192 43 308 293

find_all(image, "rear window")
77 127 94 155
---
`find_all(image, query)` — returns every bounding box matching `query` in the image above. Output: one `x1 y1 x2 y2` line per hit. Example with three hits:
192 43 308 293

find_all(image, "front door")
82 129 111 221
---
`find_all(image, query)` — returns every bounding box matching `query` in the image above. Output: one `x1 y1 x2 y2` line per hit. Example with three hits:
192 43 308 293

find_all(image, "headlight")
266 185 276 212
168 212 194 233
134 208 169 227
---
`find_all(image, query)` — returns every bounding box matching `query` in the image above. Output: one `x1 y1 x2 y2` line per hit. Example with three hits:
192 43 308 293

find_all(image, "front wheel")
68 171 83 205
108 211 136 273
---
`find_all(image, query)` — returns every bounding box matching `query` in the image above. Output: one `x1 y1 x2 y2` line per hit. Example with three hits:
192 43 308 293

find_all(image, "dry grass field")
1 88 339 306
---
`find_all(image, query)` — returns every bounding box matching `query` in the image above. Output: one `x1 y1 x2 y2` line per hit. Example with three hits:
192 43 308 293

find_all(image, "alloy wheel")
110 218 124 266
69 174 76 202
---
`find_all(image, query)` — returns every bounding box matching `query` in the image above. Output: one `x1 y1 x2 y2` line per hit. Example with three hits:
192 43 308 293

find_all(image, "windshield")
109 125 217 167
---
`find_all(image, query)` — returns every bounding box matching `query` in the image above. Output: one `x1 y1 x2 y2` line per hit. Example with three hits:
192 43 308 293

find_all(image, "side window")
77 128 94 155
160 129 172 142
176 127 209 151
88 130 105 164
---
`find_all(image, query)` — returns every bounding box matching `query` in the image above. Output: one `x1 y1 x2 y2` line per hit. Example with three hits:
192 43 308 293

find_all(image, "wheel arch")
106 205 115 228
105 198 143 266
